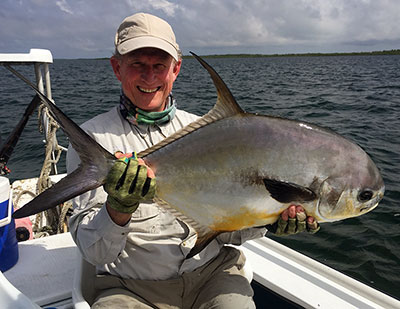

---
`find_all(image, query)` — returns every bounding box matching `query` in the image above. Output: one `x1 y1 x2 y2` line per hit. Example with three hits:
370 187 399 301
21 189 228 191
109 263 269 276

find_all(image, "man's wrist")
106 201 134 226
107 196 139 213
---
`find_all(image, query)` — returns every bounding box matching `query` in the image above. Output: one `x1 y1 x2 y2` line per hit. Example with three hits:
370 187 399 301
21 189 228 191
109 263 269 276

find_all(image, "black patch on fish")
263 179 317 203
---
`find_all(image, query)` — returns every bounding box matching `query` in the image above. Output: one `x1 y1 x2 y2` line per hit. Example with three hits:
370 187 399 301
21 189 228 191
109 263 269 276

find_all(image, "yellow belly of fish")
210 208 281 231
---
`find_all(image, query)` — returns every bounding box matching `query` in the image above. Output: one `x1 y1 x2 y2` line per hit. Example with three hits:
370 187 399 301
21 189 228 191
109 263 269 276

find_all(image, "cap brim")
117 36 179 61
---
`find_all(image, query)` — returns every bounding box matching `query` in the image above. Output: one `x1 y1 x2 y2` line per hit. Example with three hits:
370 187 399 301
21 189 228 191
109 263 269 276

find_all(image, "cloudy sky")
1 0 399 59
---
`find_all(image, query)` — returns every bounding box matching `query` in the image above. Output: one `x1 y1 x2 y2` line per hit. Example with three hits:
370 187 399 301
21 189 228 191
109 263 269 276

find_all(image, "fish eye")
358 189 374 202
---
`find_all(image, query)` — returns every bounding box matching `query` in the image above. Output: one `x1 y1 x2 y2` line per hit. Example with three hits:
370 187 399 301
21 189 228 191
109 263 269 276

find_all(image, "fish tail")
6 65 115 219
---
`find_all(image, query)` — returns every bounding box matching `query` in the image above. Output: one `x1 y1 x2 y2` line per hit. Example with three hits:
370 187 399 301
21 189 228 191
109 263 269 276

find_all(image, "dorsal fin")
139 52 245 158
190 52 244 118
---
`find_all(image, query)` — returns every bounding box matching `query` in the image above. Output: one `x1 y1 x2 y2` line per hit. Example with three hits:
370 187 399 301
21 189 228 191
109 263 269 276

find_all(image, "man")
68 12 319 308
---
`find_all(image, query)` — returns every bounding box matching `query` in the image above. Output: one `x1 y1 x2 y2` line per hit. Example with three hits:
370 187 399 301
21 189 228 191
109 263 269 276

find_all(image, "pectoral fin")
263 179 317 203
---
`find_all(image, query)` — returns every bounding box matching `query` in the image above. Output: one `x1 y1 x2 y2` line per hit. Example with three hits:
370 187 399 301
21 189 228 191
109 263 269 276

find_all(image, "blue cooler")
0 176 19 272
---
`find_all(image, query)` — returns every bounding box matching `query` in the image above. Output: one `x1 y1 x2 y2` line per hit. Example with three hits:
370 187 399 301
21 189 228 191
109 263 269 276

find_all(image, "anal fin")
187 230 222 258
153 197 222 258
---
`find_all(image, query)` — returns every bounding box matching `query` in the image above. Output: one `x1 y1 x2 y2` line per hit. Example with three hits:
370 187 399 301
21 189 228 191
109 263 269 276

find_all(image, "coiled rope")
13 103 72 237
35 104 72 235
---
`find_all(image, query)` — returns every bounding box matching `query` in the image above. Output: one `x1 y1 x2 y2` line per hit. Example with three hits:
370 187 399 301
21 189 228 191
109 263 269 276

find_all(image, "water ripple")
1 55 399 300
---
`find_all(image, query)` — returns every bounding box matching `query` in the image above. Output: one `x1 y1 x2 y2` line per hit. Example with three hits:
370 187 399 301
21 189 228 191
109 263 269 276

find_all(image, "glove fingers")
287 218 297 234
105 152 156 214
116 159 135 191
142 177 156 199
128 164 148 195
272 205 318 236
135 160 156 198
307 219 321 234
112 157 155 200
295 211 307 233
105 159 130 192
115 159 138 193
275 217 288 235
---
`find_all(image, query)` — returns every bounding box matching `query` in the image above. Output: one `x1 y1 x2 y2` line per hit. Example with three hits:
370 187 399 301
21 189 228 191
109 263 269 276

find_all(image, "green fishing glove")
267 205 320 236
104 152 156 214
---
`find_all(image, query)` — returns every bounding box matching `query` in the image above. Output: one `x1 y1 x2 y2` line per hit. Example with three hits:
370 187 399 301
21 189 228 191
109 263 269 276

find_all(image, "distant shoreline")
182 49 400 59
81 49 400 61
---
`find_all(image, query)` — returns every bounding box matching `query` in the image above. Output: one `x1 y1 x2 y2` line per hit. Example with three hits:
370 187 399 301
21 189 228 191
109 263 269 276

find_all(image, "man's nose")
141 66 156 82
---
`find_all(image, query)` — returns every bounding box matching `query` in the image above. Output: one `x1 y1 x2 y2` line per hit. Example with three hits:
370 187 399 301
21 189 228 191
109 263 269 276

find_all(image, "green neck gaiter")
119 90 176 126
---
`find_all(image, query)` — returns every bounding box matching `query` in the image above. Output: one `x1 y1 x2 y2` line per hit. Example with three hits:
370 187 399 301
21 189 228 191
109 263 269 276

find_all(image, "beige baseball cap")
114 13 180 61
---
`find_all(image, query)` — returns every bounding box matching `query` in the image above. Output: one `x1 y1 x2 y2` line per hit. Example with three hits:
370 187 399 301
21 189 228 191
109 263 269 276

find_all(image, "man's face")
111 48 181 112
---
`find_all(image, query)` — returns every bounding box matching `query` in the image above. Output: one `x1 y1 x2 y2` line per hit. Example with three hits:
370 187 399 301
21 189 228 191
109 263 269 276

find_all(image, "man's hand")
268 205 320 236
104 152 156 214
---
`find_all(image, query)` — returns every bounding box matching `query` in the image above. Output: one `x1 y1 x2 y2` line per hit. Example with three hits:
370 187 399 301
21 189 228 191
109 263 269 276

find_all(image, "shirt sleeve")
67 142 131 266
69 201 131 266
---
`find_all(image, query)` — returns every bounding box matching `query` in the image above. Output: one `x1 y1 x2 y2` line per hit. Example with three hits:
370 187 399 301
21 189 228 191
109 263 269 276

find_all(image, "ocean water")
1 55 399 300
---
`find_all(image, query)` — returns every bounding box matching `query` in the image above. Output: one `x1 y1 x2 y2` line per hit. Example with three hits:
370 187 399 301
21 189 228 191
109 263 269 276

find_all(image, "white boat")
0 49 399 309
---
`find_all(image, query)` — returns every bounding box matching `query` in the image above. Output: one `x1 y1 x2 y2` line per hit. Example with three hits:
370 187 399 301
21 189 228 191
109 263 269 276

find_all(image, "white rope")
33 104 72 236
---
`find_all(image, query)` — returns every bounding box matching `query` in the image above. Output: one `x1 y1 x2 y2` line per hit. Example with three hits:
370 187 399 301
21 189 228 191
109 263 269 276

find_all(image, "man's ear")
110 56 122 81
173 59 182 76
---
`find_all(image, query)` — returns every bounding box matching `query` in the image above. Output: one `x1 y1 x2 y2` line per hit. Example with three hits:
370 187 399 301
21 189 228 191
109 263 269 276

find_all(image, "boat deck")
4 233 77 308
3 233 400 308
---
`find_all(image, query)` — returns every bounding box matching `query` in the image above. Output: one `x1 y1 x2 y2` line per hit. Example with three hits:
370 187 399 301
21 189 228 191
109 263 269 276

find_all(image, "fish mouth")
137 86 161 93
360 202 377 213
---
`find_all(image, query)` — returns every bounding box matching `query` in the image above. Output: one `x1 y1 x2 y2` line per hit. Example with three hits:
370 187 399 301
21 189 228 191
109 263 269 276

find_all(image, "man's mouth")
137 86 161 93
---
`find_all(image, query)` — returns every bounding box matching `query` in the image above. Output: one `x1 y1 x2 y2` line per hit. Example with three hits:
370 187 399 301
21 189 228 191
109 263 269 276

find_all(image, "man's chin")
137 101 165 112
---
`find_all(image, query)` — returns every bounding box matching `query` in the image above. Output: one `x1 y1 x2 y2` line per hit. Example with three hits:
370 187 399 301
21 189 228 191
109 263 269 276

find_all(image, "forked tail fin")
5 65 115 219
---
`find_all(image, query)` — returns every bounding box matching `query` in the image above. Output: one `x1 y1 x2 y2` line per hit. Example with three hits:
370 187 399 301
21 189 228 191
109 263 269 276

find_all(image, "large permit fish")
8 54 384 253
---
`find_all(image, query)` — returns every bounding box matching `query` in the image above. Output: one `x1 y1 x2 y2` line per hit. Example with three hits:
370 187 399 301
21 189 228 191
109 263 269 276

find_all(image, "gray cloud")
0 0 399 58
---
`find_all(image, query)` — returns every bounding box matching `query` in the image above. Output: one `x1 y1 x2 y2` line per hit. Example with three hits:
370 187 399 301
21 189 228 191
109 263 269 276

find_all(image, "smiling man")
111 47 180 112
68 12 319 309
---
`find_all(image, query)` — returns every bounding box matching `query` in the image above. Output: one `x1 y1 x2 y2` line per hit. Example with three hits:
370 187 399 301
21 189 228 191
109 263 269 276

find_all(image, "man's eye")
154 64 166 71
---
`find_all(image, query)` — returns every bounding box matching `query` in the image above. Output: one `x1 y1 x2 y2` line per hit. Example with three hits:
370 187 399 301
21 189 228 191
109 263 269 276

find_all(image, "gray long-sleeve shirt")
68 105 266 280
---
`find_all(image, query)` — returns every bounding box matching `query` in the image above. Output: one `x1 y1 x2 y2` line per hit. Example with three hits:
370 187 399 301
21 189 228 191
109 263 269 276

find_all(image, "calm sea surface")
1 55 399 300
